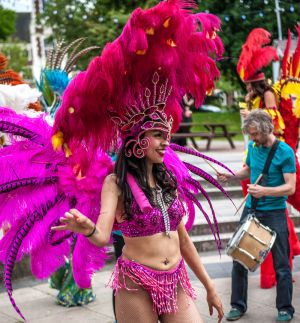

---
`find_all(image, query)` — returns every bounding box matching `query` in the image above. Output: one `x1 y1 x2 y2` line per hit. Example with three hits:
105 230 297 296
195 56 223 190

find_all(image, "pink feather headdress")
0 5 234 319
53 0 223 157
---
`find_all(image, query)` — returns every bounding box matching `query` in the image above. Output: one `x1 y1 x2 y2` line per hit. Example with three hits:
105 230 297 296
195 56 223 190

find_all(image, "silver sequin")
154 185 171 238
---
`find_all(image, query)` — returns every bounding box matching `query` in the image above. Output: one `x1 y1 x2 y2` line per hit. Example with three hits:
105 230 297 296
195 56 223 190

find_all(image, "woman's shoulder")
263 90 277 108
263 89 275 97
105 173 117 182
103 173 121 194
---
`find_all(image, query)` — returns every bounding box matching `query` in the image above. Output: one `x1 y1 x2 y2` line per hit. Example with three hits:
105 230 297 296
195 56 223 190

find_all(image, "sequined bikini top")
113 174 185 237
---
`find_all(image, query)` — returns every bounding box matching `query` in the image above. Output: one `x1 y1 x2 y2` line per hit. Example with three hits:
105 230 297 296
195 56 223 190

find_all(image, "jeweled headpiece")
110 72 173 157
54 0 224 158
237 28 278 82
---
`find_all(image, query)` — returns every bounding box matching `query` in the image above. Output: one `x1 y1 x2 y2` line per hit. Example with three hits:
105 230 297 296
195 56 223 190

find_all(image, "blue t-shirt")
245 140 296 210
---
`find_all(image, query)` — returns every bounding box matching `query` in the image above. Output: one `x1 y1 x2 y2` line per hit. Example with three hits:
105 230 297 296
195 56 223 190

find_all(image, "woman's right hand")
245 91 253 103
51 209 95 236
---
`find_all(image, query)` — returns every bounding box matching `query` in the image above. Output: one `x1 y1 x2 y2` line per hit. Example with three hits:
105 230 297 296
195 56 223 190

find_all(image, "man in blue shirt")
218 110 296 323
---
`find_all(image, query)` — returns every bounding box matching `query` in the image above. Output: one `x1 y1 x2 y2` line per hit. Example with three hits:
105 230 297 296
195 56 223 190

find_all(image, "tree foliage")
0 5 16 40
196 0 299 89
42 0 299 90
0 40 32 80
42 0 157 69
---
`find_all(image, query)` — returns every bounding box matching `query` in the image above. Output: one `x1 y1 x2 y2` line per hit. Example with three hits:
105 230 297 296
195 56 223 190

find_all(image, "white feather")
0 84 41 113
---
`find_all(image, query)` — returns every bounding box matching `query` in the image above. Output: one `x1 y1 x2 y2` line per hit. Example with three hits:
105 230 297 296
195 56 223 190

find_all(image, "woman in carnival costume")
0 1 233 321
237 27 300 289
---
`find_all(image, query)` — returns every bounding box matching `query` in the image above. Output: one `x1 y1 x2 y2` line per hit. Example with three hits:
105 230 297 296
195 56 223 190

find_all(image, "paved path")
1 141 300 322
0 252 299 322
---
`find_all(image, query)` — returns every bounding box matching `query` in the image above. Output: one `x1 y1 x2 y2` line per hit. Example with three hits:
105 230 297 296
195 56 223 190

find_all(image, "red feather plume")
292 24 300 77
282 30 291 78
237 28 278 82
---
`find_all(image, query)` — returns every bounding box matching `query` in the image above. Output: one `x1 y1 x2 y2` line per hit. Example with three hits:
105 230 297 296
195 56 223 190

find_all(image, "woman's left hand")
206 289 224 322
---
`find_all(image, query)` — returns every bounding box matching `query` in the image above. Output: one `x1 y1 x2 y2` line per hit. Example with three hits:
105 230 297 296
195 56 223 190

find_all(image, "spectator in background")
172 94 194 146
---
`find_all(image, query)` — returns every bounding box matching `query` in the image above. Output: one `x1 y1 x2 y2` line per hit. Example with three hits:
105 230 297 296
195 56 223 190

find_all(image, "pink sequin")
113 197 184 237
108 257 196 314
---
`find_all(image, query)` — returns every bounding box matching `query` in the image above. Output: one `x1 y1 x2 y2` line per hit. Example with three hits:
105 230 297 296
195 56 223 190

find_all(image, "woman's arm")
51 174 120 247
87 174 121 246
264 90 277 108
178 221 215 292
177 221 224 322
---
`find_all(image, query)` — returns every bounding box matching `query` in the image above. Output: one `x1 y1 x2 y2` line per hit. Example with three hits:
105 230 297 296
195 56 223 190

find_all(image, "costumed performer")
0 1 234 321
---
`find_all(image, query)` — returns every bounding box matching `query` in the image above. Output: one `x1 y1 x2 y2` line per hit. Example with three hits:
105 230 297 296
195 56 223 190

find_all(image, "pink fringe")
108 257 196 315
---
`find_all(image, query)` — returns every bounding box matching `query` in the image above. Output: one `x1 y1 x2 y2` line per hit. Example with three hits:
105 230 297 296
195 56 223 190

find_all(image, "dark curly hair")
114 137 177 220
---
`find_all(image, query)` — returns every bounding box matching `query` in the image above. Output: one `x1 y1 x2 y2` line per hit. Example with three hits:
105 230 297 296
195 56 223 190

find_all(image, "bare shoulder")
104 173 117 183
264 90 277 107
103 173 121 195
264 90 275 99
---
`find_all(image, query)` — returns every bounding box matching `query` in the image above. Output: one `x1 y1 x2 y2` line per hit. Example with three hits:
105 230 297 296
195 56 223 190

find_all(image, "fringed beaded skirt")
108 257 197 314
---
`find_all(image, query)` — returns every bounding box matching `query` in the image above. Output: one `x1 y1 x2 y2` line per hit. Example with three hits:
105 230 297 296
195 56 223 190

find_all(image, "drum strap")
251 139 279 212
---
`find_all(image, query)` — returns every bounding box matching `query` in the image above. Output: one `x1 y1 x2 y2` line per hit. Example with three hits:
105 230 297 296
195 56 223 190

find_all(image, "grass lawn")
191 111 243 140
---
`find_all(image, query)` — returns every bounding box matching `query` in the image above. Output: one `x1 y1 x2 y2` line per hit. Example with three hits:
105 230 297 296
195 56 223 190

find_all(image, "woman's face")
246 83 253 93
144 130 170 163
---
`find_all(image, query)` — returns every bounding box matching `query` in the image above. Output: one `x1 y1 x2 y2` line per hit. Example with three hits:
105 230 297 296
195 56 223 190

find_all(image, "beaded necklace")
153 185 171 238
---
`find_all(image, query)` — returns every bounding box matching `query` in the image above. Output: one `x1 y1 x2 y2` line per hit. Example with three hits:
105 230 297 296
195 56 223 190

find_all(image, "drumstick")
203 158 220 175
190 147 220 174
234 173 264 216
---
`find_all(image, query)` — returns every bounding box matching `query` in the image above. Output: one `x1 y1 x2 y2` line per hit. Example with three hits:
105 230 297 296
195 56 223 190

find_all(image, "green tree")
0 40 32 80
42 0 157 69
0 5 16 40
196 0 299 89
42 1 299 92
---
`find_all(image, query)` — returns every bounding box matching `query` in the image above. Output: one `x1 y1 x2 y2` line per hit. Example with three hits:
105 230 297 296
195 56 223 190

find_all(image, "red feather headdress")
237 28 278 82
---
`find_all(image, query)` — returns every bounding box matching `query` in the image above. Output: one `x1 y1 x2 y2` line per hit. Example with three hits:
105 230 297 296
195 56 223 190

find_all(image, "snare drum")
226 216 276 271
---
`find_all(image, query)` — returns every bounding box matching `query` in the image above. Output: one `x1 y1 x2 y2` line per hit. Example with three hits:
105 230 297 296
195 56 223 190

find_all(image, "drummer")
218 110 296 323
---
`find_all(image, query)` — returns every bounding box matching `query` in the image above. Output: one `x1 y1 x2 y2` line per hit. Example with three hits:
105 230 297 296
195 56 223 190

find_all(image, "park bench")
171 122 238 151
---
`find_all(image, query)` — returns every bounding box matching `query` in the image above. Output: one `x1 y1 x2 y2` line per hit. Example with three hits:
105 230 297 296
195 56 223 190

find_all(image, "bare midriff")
121 231 182 270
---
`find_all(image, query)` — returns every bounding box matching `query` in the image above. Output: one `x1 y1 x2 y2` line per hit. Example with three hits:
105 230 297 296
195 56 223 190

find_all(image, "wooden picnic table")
171 122 237 151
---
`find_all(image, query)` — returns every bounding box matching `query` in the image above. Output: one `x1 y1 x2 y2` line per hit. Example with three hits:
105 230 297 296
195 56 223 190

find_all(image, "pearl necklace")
154 185 171 238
